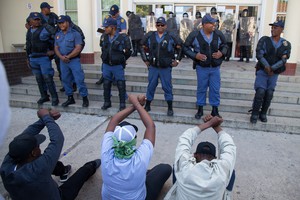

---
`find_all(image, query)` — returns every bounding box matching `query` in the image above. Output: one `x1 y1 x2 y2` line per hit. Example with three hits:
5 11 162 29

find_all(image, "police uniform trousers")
146 66 173 101
254 69 279 91
196 65 221 106
60 57 88 97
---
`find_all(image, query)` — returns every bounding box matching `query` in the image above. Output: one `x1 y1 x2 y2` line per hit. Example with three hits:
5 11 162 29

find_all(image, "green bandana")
112 136 137 159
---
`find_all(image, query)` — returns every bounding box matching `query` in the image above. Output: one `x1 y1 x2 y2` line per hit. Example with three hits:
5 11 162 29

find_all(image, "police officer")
26 12 59 106
54 15 89 107
100 17 132 111
126 11 144 57
96 4 127 85
140 17 183 116
167 12 178 35
250 20 291 123
40 2 58 27
238 9 251 63
183 14 228 119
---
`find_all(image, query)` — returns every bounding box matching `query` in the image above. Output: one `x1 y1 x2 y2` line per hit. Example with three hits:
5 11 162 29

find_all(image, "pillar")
77 0 94 63
283 0 300 75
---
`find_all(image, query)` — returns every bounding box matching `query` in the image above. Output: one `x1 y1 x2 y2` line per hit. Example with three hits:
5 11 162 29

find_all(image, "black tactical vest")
148 32 174 68
196 31 223 67
30 26 49 53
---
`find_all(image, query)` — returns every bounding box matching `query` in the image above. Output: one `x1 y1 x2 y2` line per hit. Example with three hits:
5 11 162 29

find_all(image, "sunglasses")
156 24 165 27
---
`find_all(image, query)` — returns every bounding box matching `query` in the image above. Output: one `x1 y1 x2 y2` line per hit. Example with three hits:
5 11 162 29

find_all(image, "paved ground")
1 107 300 200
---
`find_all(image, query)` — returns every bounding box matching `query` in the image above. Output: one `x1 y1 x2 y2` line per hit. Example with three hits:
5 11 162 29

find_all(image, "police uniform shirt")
55 28 83 55
103 15 127 33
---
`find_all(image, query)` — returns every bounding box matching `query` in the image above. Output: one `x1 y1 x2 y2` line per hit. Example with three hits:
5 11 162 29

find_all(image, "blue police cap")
103 17 117 27
29 12 41 20
40 2 53 9
269 20 284 28
57 15 68 23
156 17 166 25
202 14 217 24
109 4 119 16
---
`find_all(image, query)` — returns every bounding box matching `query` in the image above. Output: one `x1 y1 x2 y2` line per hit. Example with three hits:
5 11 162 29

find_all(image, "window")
65 0 78 24
99 0 120 24
276 0 288 22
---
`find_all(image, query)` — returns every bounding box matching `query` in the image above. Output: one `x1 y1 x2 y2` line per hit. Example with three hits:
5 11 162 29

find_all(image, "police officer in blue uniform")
183 14 228 119
26 12 59 106
96 4 127 85
140 17 183 116
54 15 89 107
100 17 132 111
250 20 291 123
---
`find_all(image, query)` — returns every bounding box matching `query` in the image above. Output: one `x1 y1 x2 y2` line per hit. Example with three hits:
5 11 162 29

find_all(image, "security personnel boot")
259 113 267 122
195 106 203 119
167 101 174 116
101 102 111 110
52 99 59 106
144 100 151 112
96 76 104 85
250 114 259 123
211 106 221 117
62 96 75 107
82 96 89 107
37 95 50 105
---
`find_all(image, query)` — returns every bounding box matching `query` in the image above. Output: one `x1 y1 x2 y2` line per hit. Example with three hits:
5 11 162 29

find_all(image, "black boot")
238 47 244 62
167 101 174 116
195 106 203 119
101 79 112 110
35 74 50 105
43 75 59 106
250 88 265 123
117 80 126 111
144 100 151 112
96 75 104 85
211 106 221 117
245 46 250 63
259 89 273 122
62 95 75 107
82 96 89 107
60 87 65 92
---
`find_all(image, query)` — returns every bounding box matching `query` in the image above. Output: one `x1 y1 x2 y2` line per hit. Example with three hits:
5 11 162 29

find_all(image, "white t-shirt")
101 131 153 200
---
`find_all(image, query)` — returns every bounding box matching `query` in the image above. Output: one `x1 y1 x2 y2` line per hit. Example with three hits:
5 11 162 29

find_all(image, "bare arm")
105 106 135 133
129 95 156 146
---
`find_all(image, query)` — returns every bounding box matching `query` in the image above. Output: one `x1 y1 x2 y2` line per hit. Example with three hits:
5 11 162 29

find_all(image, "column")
77 0 94 63
284 0 300 75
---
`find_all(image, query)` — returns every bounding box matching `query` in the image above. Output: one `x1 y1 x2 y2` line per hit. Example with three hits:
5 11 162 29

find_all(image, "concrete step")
10 83 300 118
10 93 300 134
20 76 300 105
80 62 300 83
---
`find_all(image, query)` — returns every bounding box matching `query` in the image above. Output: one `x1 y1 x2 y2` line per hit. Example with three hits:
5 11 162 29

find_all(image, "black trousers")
145 163 172 200
52 161 96 200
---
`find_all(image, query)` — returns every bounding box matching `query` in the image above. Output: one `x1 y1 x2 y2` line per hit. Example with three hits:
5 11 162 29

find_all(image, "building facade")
0 0 299 72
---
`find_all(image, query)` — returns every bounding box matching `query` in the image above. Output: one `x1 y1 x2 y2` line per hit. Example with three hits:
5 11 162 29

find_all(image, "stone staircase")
10 57 300 134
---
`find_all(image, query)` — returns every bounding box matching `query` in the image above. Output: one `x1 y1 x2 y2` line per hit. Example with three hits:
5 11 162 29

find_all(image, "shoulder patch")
121 19 125 23
105 15 109 19
283 40 288 47
56 35 59 40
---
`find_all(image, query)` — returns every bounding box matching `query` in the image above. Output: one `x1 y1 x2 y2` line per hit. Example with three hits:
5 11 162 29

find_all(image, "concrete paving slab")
1 108 300 200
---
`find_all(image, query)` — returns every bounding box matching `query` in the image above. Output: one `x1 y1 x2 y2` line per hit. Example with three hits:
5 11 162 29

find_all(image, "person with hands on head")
0 109 101 200
250 20 291 123
101 94 172 200
183 14 228 119
164 115 236 200
140 17 183 117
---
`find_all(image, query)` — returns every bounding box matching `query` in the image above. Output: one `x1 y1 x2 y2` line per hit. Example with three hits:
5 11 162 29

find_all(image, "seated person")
0 109 100 200
101 94 172 200
164 115 236 200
